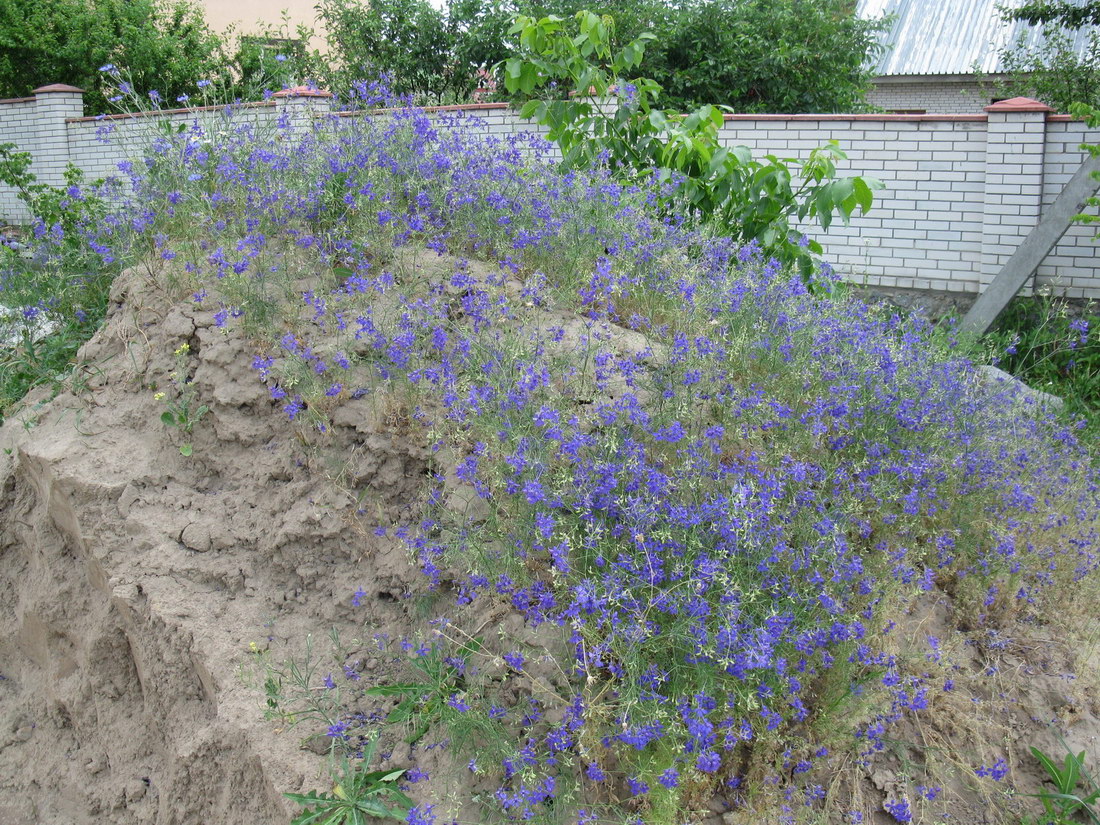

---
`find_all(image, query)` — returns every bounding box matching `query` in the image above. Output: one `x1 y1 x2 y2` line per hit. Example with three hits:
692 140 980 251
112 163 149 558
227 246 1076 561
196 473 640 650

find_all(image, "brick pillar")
272 86 333 139
31 83 84 187
979 97 1052 294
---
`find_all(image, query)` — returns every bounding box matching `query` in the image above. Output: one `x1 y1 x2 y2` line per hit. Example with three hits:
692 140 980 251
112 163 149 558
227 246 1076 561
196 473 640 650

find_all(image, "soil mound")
0 266 423 824
2 260 1100 825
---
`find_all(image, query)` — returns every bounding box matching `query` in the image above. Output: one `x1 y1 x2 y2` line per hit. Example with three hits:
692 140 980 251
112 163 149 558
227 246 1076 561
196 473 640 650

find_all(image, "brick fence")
2 86 1098 300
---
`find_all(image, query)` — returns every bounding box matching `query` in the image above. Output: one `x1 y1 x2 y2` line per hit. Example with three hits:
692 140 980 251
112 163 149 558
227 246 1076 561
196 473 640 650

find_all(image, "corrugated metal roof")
857 0 1097 76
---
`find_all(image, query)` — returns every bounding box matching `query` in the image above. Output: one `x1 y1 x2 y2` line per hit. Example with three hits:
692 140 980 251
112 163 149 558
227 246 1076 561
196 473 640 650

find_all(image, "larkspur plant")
25 75 1100 824
0 143 117 419
985 293 1098 429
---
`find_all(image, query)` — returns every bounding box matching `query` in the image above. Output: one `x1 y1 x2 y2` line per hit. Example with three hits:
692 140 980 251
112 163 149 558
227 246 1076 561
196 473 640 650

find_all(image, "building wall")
196 0 318 39
1039 120 1100 295
2 91 1098 300
866 76 995 113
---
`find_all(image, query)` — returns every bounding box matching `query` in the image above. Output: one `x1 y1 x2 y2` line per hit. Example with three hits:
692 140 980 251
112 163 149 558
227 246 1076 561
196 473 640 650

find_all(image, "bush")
515 0 890 112
296 0 887 110
984 293 1099 425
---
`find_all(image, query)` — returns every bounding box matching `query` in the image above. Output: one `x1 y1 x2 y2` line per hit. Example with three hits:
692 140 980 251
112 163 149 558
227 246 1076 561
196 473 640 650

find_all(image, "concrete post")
963 151 1100 335
978 97 1052 294
31 84 84 187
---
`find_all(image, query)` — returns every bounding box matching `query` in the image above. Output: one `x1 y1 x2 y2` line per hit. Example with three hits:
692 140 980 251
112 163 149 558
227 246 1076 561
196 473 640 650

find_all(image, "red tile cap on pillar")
32 83 84 94
272 86 333 99
984 97 1053 113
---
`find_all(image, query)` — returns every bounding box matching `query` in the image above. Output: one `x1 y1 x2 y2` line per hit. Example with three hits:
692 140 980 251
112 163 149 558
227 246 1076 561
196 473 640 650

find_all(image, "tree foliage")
311 0 887 111
0 0 890 114
996 0 1100 111
501 11 883 282
312 0 514 102
632 0 888 113
0 0 226 114
1006 0 1100 29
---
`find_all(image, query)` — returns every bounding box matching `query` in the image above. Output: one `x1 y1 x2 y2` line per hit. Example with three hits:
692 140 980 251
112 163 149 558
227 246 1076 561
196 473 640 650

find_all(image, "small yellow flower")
173 343 190 356
153 392 165 401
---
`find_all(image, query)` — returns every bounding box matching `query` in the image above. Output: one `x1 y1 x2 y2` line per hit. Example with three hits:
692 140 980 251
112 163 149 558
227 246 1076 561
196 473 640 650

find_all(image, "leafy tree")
312 0 516 102
641 0 889 113
0 0 227 114
1006 1 1100 28
227 14 321 96
511 0 888 113
315 0 455 100
501 11 883 282
995 0 1100 111
447 0 517 90
516 0 670 45
309 0 887 111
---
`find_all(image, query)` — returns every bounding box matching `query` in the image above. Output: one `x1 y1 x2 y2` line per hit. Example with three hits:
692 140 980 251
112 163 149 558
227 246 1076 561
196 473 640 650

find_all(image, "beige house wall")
197 0 324 43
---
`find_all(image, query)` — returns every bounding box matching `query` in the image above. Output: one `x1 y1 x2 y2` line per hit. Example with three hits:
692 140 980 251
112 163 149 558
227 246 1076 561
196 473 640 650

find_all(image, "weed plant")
1025 742 1100 825
984 293 1099 431
15 78 1100 824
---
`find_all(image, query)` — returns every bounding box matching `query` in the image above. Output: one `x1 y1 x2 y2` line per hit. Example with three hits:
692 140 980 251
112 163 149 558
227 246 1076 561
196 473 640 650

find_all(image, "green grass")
982 293 1100 433
0 254 114 423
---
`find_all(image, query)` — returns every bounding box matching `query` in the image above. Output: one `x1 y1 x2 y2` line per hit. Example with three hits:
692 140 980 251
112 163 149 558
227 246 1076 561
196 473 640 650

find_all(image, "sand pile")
0 265 427 824
1 259 1099 825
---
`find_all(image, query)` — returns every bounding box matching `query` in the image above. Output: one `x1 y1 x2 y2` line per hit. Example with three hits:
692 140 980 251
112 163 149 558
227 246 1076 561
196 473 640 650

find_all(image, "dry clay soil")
1 262 1100 825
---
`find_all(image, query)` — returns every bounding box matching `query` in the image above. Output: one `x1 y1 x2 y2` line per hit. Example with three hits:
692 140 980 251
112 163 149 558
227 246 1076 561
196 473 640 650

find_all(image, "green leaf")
285 792 331 805
161 411 175 426
832 178 855 211
1033 790 1087 805
1032 746 1064 784
180 444 193 457
518 66 537 95
385 787 415 809
1063 751 1083 794
358 769 406 784
286 797 334 825
852 177 874 213
504 57 523 88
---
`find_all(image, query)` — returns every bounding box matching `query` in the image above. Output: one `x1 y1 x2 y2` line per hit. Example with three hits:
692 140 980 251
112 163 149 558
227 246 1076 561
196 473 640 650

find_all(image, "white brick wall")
866 76 995 114
1037 119 1100 298
0 97 42 221
716 116 992 293
2 91 1098 301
